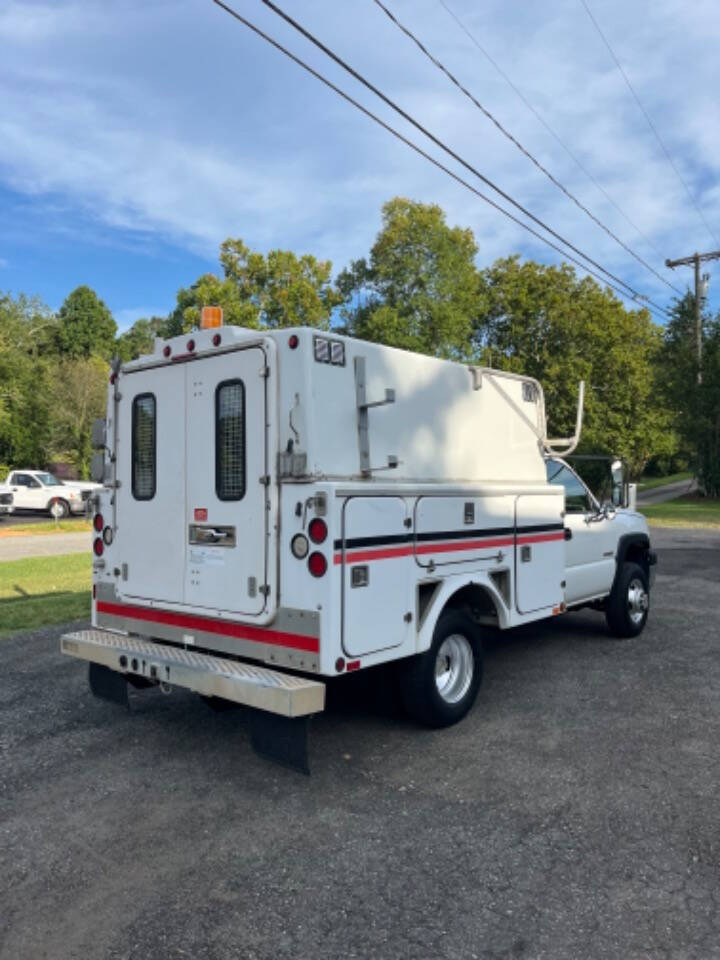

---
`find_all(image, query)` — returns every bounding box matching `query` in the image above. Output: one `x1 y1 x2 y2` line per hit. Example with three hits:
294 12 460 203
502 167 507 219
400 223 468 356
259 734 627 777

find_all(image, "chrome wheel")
434 633 474 705
627 578 649 626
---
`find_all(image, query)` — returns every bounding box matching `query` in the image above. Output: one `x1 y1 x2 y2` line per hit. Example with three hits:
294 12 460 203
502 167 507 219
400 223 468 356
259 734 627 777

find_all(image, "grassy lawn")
0 518 92 537
636 471 694 490
0 553 91 638
640 496 720 528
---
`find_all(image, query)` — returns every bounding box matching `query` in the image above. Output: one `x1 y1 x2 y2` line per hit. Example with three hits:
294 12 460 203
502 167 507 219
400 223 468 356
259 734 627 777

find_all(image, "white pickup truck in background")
4 470 100 518
0 483 13 518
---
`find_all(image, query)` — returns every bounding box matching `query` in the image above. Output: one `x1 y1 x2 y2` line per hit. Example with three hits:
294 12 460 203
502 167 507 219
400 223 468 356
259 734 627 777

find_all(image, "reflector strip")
96 601 319 653
334 530 564 565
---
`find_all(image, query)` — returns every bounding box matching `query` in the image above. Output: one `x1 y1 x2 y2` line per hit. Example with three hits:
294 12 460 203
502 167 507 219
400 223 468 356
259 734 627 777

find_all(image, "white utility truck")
61 319 656 771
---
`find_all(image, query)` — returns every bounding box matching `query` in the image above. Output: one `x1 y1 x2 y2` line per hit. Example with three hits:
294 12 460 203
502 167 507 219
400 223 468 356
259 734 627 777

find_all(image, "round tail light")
288 334 299 349
212 333 222 347
93 538 104 557
308 551 327 577
291 533 309 559
308 518 327 544
186 339 196 353
93 513 104 532
163 345 171 358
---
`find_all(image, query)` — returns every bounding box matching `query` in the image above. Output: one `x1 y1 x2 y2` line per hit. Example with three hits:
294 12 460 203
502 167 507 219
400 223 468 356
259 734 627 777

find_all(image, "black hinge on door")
259 475 271 486
259 584 271 597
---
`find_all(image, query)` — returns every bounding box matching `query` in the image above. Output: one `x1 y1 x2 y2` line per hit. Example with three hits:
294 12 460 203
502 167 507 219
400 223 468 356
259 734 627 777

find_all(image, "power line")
436 0 672 271
246 0 671 315
373 0 683 297
210 0 670 320
579 0 720 249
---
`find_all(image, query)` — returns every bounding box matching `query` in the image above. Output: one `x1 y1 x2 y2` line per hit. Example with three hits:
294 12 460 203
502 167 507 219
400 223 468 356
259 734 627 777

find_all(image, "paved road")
1 528 719 960
0 511 55 527
637 477 697 505
0 531 90 561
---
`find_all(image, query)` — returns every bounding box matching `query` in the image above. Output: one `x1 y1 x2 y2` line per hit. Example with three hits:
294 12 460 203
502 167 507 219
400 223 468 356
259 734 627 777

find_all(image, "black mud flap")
88 662 129 708
249 709 310 775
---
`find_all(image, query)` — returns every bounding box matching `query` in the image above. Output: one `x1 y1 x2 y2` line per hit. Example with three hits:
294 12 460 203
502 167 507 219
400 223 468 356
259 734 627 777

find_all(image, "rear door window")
216 380 246 501
132 393 156 500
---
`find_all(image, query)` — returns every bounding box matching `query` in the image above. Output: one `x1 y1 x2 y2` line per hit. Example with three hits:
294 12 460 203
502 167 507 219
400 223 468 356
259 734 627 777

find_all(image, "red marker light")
288 334 299 349
307 551 327 577
93 513 104 532
186 339 195 353
163 345 171 358
335 657 345 673
212 333 222 347
308 517 327 544
93 538 104 557
109 373 116 385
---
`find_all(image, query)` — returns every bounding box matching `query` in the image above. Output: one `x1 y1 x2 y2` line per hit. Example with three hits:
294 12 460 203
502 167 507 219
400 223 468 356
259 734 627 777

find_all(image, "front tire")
605 561 649 638
400 609 483 728
48 498 70 519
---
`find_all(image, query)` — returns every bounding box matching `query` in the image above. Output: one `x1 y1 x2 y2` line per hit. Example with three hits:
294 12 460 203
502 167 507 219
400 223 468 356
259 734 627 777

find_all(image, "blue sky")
1 0 719 330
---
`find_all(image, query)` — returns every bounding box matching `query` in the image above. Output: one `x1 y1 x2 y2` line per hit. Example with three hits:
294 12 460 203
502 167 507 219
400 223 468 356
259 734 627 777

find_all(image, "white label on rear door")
189 548 226 567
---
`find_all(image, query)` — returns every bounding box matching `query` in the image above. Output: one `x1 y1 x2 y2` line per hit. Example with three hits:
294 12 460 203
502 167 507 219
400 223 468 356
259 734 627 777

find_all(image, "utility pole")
665 250 720 384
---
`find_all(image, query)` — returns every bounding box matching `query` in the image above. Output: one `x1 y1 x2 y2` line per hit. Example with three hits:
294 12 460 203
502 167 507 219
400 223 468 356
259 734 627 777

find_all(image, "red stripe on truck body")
96 601 319 654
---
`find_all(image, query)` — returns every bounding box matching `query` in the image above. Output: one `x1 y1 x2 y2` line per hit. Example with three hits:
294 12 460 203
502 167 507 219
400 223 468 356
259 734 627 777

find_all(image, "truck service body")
62 323 655 770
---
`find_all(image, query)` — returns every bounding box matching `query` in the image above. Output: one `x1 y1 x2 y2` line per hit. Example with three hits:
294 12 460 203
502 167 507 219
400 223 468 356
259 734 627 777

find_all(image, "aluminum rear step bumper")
60 629 325 717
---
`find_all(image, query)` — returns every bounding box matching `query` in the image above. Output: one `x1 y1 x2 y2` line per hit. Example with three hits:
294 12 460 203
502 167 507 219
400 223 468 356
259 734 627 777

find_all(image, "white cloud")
0 0 719 313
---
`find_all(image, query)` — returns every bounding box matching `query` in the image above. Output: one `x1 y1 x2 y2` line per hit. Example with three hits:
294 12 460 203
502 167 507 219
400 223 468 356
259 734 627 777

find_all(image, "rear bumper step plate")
61 629 325 718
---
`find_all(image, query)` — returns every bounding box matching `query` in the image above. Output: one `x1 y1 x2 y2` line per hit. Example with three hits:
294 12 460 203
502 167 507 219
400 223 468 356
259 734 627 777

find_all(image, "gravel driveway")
1 528 718 960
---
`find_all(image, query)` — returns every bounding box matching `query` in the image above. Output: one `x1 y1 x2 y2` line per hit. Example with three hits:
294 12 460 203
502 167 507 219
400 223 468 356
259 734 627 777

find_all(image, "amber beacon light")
201 305 223 329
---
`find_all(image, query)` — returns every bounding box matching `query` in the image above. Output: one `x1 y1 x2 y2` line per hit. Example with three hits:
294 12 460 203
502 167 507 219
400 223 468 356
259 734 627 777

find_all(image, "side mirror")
92 418 107 450
610 458 628 508
90 452 105 484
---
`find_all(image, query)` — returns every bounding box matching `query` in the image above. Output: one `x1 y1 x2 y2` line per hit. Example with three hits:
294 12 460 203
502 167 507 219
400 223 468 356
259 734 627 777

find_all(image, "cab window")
546 460 592 514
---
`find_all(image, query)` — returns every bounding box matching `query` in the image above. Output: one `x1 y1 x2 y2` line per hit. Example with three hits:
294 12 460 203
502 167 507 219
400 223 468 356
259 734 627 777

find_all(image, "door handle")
564 527 573 541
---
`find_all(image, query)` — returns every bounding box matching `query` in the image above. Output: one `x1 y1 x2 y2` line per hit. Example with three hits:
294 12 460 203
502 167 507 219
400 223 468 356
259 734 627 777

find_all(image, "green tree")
48 356 109 477
338 197 481 358
660 293 720 495
56 285 117 359
475 257 676 476
115 317 165 361
167 239 342 335
0 293 57 470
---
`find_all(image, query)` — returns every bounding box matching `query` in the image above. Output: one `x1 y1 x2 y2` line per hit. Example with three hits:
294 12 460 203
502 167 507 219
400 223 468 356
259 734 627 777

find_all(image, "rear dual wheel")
400 610 483 727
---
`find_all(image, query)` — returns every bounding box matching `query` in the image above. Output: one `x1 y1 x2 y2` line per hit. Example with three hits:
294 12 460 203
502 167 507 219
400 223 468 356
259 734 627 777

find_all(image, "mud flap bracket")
248 709 310 775
88 662 129 708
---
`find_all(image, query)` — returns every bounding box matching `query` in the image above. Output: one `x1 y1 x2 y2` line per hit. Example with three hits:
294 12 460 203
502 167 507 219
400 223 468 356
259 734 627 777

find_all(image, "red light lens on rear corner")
308 517 327 544
212 333 222 347
186 339 196 353
93 538 104 557
163 345 171 358
93 513 104 532
307 551 327 577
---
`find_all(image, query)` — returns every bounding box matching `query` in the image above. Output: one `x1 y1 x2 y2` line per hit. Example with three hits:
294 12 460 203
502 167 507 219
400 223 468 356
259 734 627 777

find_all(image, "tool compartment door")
413 495 516 568
514 495 565 614
185 347 271 617
341 497 413 657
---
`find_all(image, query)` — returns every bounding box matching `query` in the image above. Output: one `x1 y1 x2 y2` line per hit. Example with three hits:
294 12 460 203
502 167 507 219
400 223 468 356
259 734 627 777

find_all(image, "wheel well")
625 542 649 573
443 583 501 627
